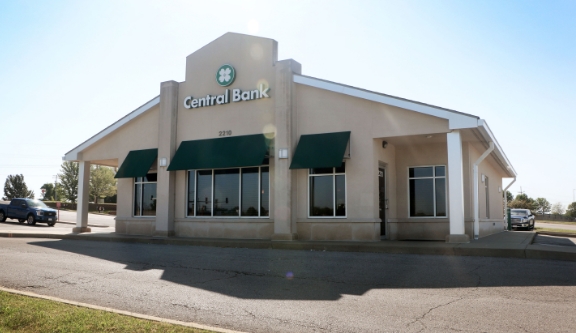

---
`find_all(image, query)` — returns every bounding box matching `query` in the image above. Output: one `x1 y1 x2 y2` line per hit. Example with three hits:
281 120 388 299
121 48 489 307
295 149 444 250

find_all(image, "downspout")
473 142 494 240
503 176 516 227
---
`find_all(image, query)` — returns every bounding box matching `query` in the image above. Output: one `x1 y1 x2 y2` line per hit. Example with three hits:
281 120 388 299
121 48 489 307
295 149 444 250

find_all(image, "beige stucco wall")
81 106 160 162
293 84 452 241
177 33 277 144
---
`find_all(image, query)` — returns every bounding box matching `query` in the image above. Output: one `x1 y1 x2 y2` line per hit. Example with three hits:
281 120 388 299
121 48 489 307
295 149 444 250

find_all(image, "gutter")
474 142 494 240
503 176 516 223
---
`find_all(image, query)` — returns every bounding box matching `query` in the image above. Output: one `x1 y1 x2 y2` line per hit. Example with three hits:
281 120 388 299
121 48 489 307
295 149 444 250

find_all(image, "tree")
565 202 576 218
534 197 551 215
40 183 55 201
551 202 565 215
509 193 536 212
3 174 34 200
505 191 513 203
58 161 79 203
90 166 116 204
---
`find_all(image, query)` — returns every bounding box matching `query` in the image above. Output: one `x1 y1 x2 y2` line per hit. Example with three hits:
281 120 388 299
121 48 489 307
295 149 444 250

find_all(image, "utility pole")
518 187 524 196
573 189 575 203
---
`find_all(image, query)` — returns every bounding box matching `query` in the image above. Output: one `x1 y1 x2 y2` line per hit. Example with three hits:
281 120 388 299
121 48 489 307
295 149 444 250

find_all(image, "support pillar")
445 130 469 243
155 80 179 237
73 161 91 233
272 59 301 241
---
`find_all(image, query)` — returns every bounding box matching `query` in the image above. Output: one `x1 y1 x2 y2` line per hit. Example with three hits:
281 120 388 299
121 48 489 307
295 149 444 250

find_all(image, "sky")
0 0 575 208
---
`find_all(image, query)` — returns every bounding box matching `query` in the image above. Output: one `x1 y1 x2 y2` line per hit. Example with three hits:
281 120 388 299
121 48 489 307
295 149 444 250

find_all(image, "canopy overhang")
289 131 351 169
114 148 158 178
168 134 271 171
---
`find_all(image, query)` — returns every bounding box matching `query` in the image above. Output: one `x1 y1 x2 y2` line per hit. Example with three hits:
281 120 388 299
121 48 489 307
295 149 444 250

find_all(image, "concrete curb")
1 230 574 261
56 220 109 228
0 286 247 333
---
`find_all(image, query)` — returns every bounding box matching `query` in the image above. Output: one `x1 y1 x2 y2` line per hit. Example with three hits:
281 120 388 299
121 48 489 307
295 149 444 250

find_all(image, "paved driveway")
1 238 576 333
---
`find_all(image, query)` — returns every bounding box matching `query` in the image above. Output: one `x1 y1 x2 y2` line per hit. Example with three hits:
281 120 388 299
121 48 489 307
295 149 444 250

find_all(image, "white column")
271 59 301 241
73 161 91 233
155 80 179 237
446 130 469 243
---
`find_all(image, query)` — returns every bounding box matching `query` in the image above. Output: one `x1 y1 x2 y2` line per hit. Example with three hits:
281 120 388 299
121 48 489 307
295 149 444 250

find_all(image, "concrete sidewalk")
1 227 575 261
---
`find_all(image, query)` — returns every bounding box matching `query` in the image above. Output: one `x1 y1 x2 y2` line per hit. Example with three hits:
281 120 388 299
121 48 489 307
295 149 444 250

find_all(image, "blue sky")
1 0 575 208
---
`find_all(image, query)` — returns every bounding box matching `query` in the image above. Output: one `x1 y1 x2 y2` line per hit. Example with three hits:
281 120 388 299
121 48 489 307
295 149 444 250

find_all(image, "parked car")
510 209 535 230
0 198 58 226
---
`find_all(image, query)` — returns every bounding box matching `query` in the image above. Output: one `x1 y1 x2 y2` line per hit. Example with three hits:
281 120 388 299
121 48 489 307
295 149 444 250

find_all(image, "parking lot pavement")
533 234 576 247
56 210 115 227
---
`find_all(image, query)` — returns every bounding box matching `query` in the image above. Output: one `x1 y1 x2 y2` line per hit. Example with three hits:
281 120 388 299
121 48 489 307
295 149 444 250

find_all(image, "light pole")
573 189 575 203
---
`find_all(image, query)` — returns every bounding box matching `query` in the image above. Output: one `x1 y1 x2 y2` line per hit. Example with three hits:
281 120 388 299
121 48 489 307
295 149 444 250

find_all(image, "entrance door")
378 168 386 236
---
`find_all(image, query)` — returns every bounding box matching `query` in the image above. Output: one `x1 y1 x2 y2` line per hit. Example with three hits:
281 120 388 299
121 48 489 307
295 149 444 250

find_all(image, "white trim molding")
63 96 160 161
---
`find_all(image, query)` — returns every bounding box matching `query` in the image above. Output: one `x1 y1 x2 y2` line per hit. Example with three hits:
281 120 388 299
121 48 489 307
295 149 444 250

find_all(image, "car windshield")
511 210 529 216
26 199 49 209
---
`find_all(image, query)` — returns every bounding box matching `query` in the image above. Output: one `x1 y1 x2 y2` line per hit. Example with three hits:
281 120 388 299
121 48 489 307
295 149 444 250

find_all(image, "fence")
44 202 117 215
535 214 575 222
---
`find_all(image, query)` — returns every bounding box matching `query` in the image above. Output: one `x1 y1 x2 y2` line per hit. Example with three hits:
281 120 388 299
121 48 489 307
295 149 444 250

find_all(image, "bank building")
64 33 516 243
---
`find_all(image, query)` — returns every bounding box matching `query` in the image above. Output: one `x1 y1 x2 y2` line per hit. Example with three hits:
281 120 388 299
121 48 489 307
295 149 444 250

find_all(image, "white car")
510 209 535 230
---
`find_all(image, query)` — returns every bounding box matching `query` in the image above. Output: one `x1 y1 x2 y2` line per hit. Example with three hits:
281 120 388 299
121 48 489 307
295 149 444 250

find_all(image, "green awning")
115 148 158 178
289 131 350 169
167 134 271 171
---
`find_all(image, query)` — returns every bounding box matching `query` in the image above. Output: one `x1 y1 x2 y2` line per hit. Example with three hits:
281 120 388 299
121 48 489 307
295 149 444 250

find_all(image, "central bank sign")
183 64 270 109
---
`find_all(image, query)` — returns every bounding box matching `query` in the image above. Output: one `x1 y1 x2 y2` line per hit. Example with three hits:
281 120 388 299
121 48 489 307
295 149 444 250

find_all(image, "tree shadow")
28 238 576 301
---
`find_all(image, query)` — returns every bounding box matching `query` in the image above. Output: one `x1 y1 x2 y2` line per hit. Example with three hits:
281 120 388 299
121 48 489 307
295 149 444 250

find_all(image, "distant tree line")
3 161 117 204
506 191 576 218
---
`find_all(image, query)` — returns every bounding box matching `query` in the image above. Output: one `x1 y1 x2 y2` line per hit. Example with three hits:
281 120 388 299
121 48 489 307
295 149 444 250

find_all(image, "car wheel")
0 211 6 222
18 219 25 223
26 214 36 226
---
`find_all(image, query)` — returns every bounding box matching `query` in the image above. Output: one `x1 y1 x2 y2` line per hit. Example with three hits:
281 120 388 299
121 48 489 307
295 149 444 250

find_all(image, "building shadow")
28 238 576 301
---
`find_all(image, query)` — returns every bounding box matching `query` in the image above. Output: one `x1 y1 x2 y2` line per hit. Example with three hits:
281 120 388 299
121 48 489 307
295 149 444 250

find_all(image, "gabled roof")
63 96 160 161
294 74 516 177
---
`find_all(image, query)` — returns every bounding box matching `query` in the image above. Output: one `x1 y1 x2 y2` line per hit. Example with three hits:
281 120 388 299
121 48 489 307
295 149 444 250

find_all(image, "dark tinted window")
241 168 259 216
214 169 240 216
310 176 334 216
196 170 212 216
410 178 434 216
409 167 433 178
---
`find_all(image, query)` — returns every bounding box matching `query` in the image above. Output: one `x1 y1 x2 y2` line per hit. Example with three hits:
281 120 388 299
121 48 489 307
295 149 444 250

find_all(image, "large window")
309 162 346 217
409 166 446 217
187 165 269 217
134 173 157 217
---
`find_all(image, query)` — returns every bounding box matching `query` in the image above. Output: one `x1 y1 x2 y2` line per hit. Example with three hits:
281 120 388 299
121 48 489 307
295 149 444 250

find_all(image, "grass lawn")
536 220 576 225
0 290 213 333
534 226 576 234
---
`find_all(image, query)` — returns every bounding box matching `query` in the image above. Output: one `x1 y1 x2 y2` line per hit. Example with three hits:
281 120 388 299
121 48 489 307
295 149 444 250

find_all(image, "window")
187 164 269 217
409 166 446 217
309 162 346 217
134 173 157 217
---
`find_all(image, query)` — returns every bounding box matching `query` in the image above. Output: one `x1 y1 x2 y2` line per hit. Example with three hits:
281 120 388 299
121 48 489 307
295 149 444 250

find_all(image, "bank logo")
216 64 235 87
